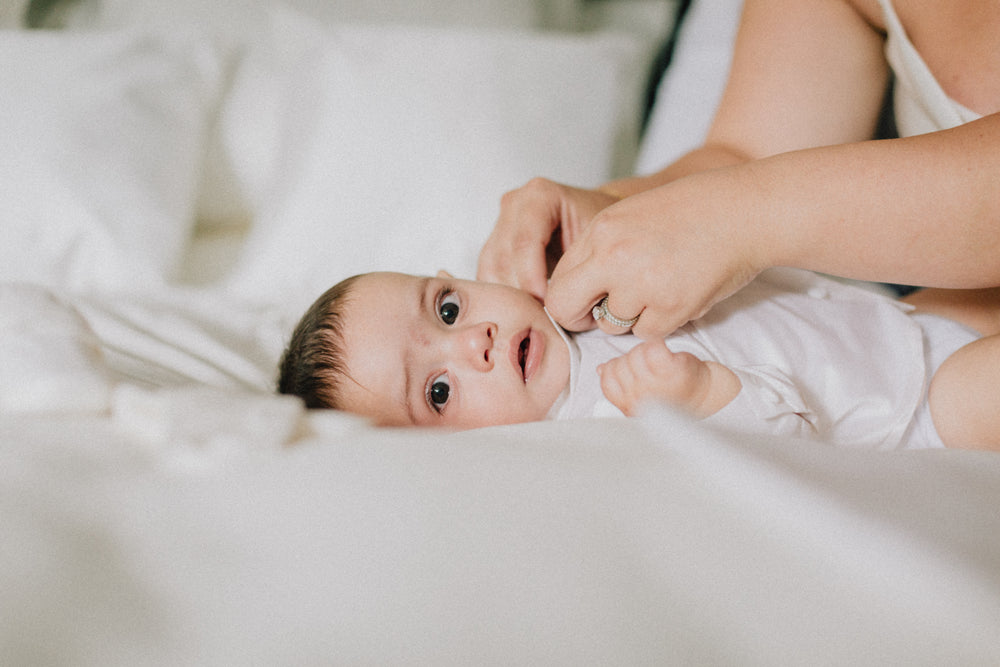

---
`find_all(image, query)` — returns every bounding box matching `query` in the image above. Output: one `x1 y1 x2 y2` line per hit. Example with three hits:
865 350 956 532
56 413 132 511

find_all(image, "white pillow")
59 0 545 35
216 7 649 317
0 28 222 292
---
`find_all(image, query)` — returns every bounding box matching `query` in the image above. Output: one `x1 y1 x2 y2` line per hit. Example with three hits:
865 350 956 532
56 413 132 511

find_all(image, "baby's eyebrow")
417 276 431 317
404 362 417 425
403 276 433 425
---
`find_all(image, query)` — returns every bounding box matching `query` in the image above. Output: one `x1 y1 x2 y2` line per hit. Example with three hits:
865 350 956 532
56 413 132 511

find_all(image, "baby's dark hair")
277 274 362 409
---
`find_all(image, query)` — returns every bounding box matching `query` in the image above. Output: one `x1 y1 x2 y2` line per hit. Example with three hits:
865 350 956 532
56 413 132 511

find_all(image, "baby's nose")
459 322 496 371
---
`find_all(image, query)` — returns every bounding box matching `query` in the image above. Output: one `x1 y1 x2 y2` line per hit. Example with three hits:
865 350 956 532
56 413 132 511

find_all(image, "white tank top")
878 0 981 136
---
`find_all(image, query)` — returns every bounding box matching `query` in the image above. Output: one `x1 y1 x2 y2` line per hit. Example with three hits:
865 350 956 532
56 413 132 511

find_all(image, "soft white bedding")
2 1 999 663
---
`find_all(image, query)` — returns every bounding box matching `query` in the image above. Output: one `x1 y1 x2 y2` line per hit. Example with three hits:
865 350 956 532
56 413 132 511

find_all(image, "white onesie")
548 269 979 450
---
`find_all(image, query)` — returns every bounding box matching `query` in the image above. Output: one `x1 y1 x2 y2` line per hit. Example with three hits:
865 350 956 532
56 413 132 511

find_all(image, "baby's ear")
436 270 454 279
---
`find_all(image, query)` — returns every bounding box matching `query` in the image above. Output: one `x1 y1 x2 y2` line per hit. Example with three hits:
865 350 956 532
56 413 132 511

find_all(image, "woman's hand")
546 170 767 338
476 177 621 302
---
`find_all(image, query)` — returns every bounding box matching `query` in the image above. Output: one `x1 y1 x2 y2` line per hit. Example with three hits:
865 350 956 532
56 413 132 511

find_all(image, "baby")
278 267 1000 450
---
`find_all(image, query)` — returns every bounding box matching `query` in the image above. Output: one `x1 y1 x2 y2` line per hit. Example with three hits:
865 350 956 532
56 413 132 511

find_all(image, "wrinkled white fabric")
0 284 114 415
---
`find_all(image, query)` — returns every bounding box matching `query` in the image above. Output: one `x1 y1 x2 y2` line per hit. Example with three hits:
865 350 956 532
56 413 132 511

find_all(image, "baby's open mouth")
510 329 532 383
518 336 530 380
510 328 543 384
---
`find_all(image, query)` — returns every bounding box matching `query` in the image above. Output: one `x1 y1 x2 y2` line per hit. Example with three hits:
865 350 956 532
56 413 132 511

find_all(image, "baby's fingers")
600 342 712 416
627 339 678 376
599 343 669 415
598 356 636 416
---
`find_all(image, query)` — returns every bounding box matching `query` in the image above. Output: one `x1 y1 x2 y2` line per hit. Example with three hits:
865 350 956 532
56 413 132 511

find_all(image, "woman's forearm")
741 112 1000 287
599 143 752 199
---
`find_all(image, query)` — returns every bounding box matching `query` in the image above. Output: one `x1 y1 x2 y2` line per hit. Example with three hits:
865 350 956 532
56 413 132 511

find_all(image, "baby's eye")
427 372 451 412
438 291 460 325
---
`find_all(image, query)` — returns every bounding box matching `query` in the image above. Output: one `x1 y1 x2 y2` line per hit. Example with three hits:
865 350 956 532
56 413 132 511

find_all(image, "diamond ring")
592 296 639 328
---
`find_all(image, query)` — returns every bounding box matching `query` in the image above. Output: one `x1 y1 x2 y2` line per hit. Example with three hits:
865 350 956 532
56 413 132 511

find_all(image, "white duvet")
2 1 999 663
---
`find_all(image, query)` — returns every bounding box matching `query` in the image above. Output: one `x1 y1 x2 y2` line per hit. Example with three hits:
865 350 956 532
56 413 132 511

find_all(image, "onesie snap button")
807 286 829 299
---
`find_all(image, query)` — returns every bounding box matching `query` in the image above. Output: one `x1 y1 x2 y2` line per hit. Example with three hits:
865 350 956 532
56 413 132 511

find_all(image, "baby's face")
338 272 570 429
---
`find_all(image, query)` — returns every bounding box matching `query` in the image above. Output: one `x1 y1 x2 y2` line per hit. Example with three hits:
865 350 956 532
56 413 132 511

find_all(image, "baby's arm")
598 340 741 418
600 340 819 438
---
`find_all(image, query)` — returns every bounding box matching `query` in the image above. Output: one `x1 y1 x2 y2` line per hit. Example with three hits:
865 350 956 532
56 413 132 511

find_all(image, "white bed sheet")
3 405 999 664
2 1 1000 663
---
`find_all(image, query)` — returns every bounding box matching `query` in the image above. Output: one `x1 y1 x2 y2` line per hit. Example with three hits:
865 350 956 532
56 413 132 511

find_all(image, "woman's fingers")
546 180 761 338
478 178 622 302
477 178 563 300
544 243 606 332
477 233 549 301
546 210 654 335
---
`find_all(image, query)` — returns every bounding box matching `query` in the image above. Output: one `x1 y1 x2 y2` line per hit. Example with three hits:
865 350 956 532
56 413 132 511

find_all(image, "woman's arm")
479 0 889 295
759 111 1000 287
601 0 890 198
546 112 1000 337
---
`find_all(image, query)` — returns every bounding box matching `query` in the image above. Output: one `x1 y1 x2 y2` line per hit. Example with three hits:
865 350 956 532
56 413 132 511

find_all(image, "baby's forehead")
338 272 423 376
352 271 424 294
335 294 412 424
340 274 407 332
343 272 418 313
